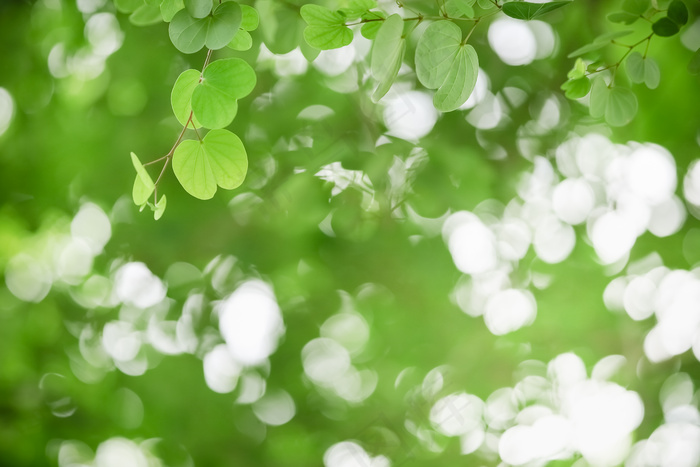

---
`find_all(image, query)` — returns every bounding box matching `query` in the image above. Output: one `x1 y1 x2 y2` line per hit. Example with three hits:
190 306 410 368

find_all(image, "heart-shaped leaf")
173 129 248 199
502 1 570 21
191 58 256 129
169 1 242 54
416 21 478 112
301 4 353 50
171 69 203 128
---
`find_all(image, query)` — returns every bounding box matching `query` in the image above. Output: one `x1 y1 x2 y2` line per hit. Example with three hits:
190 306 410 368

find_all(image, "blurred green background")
1 0 700 466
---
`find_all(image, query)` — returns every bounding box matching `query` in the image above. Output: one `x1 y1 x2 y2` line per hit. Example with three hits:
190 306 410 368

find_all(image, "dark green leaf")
607 11 639 24
169 2 242 54
653 17 680 36
667 0 688 26
502 1 570 21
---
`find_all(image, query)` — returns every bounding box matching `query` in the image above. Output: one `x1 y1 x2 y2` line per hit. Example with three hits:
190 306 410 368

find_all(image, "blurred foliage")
1 0 700 466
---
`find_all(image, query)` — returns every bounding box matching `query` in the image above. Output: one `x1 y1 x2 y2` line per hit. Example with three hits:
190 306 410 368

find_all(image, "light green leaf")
154 195 167 220
502 1 570 20
206 1 243 49
114 0 143 14
171 69 203 128
169 2 242 54
433 45 478 112
338 0 376 20
416 21 462 89
415 21 478 111
605 86 637 126
626 52 660 88
360 10 386 40
129 4 162 26
595 29 635 43
477 0 495 9
131 152 155 206
445 0 474 18
301 4 353 50
568 41 607 58
589 77 609 118
567 58 586 79
561 76 591 99
370 14 405 102
203 129 248 190
191 58 256 129
644 57 660 89
626 52 646 83
173 129 248 199
622 0 649 15
173 140 217 199
184 0 210 19
228 29 253 50
240 5 259 31
160 0 184 22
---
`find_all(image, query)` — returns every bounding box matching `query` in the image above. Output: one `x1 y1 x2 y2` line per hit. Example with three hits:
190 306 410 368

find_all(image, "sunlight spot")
252 389 295 426
488 18 537 66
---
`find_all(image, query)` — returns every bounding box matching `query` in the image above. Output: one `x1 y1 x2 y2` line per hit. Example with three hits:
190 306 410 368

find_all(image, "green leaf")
240 5 259 31
338 0 376 20
589 77 609 118
129 4 162 26
154 195 167 220
360 11 386 40
415 21 478 111
477 0 496 9
688 48 700 75
169 2 242 54
173 140 217 199
653 17 680 36
301 4 353 50
257 0 304 54
605 86 637 126
202 129 248 190
191 58 256 129
567 58 586 79
622 0 649 15
171 69 203 128
626 51 646 83
114 0 143 14
173 129 248 199
595 29 635 43
644 57 660 88
607 11 639 24
561 77 591 99
184 0 211 19
445 0 474 18
206 1 243 49
160 0 184 22
567 41 607 58
502 1 570 20
434 45 479 112
131 152 155 206
370 14 405 102
625 52 659 88
228 29 253 50
416 21 462 89
667 0 688 25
